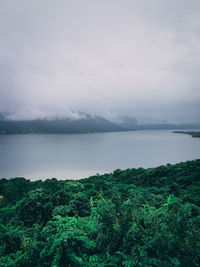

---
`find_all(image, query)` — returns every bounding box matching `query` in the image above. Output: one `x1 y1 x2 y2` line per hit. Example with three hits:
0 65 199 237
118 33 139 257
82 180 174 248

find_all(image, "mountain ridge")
0 113 200 134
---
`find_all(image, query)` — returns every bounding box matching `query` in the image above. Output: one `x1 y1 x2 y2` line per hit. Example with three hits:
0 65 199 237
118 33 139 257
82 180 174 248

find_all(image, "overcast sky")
0 0 200 123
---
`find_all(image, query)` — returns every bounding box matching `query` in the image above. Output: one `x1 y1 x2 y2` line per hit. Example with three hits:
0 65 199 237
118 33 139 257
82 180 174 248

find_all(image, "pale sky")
0 0 200 123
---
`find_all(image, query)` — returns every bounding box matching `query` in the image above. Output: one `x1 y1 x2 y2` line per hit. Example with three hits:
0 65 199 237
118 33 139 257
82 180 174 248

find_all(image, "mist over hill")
0 113 123 134
0 112 199 135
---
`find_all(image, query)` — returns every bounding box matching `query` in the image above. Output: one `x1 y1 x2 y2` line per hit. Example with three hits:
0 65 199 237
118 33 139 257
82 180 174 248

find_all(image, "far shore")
173 131 200 138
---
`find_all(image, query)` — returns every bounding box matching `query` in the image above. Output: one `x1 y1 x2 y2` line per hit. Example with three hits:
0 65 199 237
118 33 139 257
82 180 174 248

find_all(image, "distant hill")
111 116 186 130
133 123 200 131
0 114 123 134
113 115 200 131
0 113 200 134
110 115 138 130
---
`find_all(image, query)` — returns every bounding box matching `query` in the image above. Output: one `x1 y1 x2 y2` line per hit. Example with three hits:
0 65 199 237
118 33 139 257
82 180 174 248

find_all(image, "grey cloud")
0 0 200 123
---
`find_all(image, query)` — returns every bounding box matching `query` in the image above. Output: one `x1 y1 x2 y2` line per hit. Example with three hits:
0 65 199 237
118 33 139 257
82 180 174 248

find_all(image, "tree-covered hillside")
0 160 200 266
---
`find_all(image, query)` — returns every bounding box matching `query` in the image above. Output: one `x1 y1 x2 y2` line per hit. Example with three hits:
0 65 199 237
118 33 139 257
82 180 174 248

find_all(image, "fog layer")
0 0 200 123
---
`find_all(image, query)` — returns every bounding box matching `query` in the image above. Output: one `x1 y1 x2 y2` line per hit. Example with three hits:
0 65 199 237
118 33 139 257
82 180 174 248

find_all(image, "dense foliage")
0 159 200 266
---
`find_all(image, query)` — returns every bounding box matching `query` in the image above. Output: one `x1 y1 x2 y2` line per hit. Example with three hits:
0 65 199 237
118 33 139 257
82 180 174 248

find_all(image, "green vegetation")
0 160 200 266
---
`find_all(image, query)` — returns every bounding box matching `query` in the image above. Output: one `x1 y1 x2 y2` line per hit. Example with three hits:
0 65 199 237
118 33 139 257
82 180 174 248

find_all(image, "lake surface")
0 130 200 180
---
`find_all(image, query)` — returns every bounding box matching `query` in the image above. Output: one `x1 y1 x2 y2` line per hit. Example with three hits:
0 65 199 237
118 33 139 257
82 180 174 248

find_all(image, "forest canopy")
0 159 200 266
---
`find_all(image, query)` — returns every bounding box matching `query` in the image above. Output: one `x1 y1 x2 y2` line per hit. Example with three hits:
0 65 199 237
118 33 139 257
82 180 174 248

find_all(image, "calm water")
0 130 200 180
